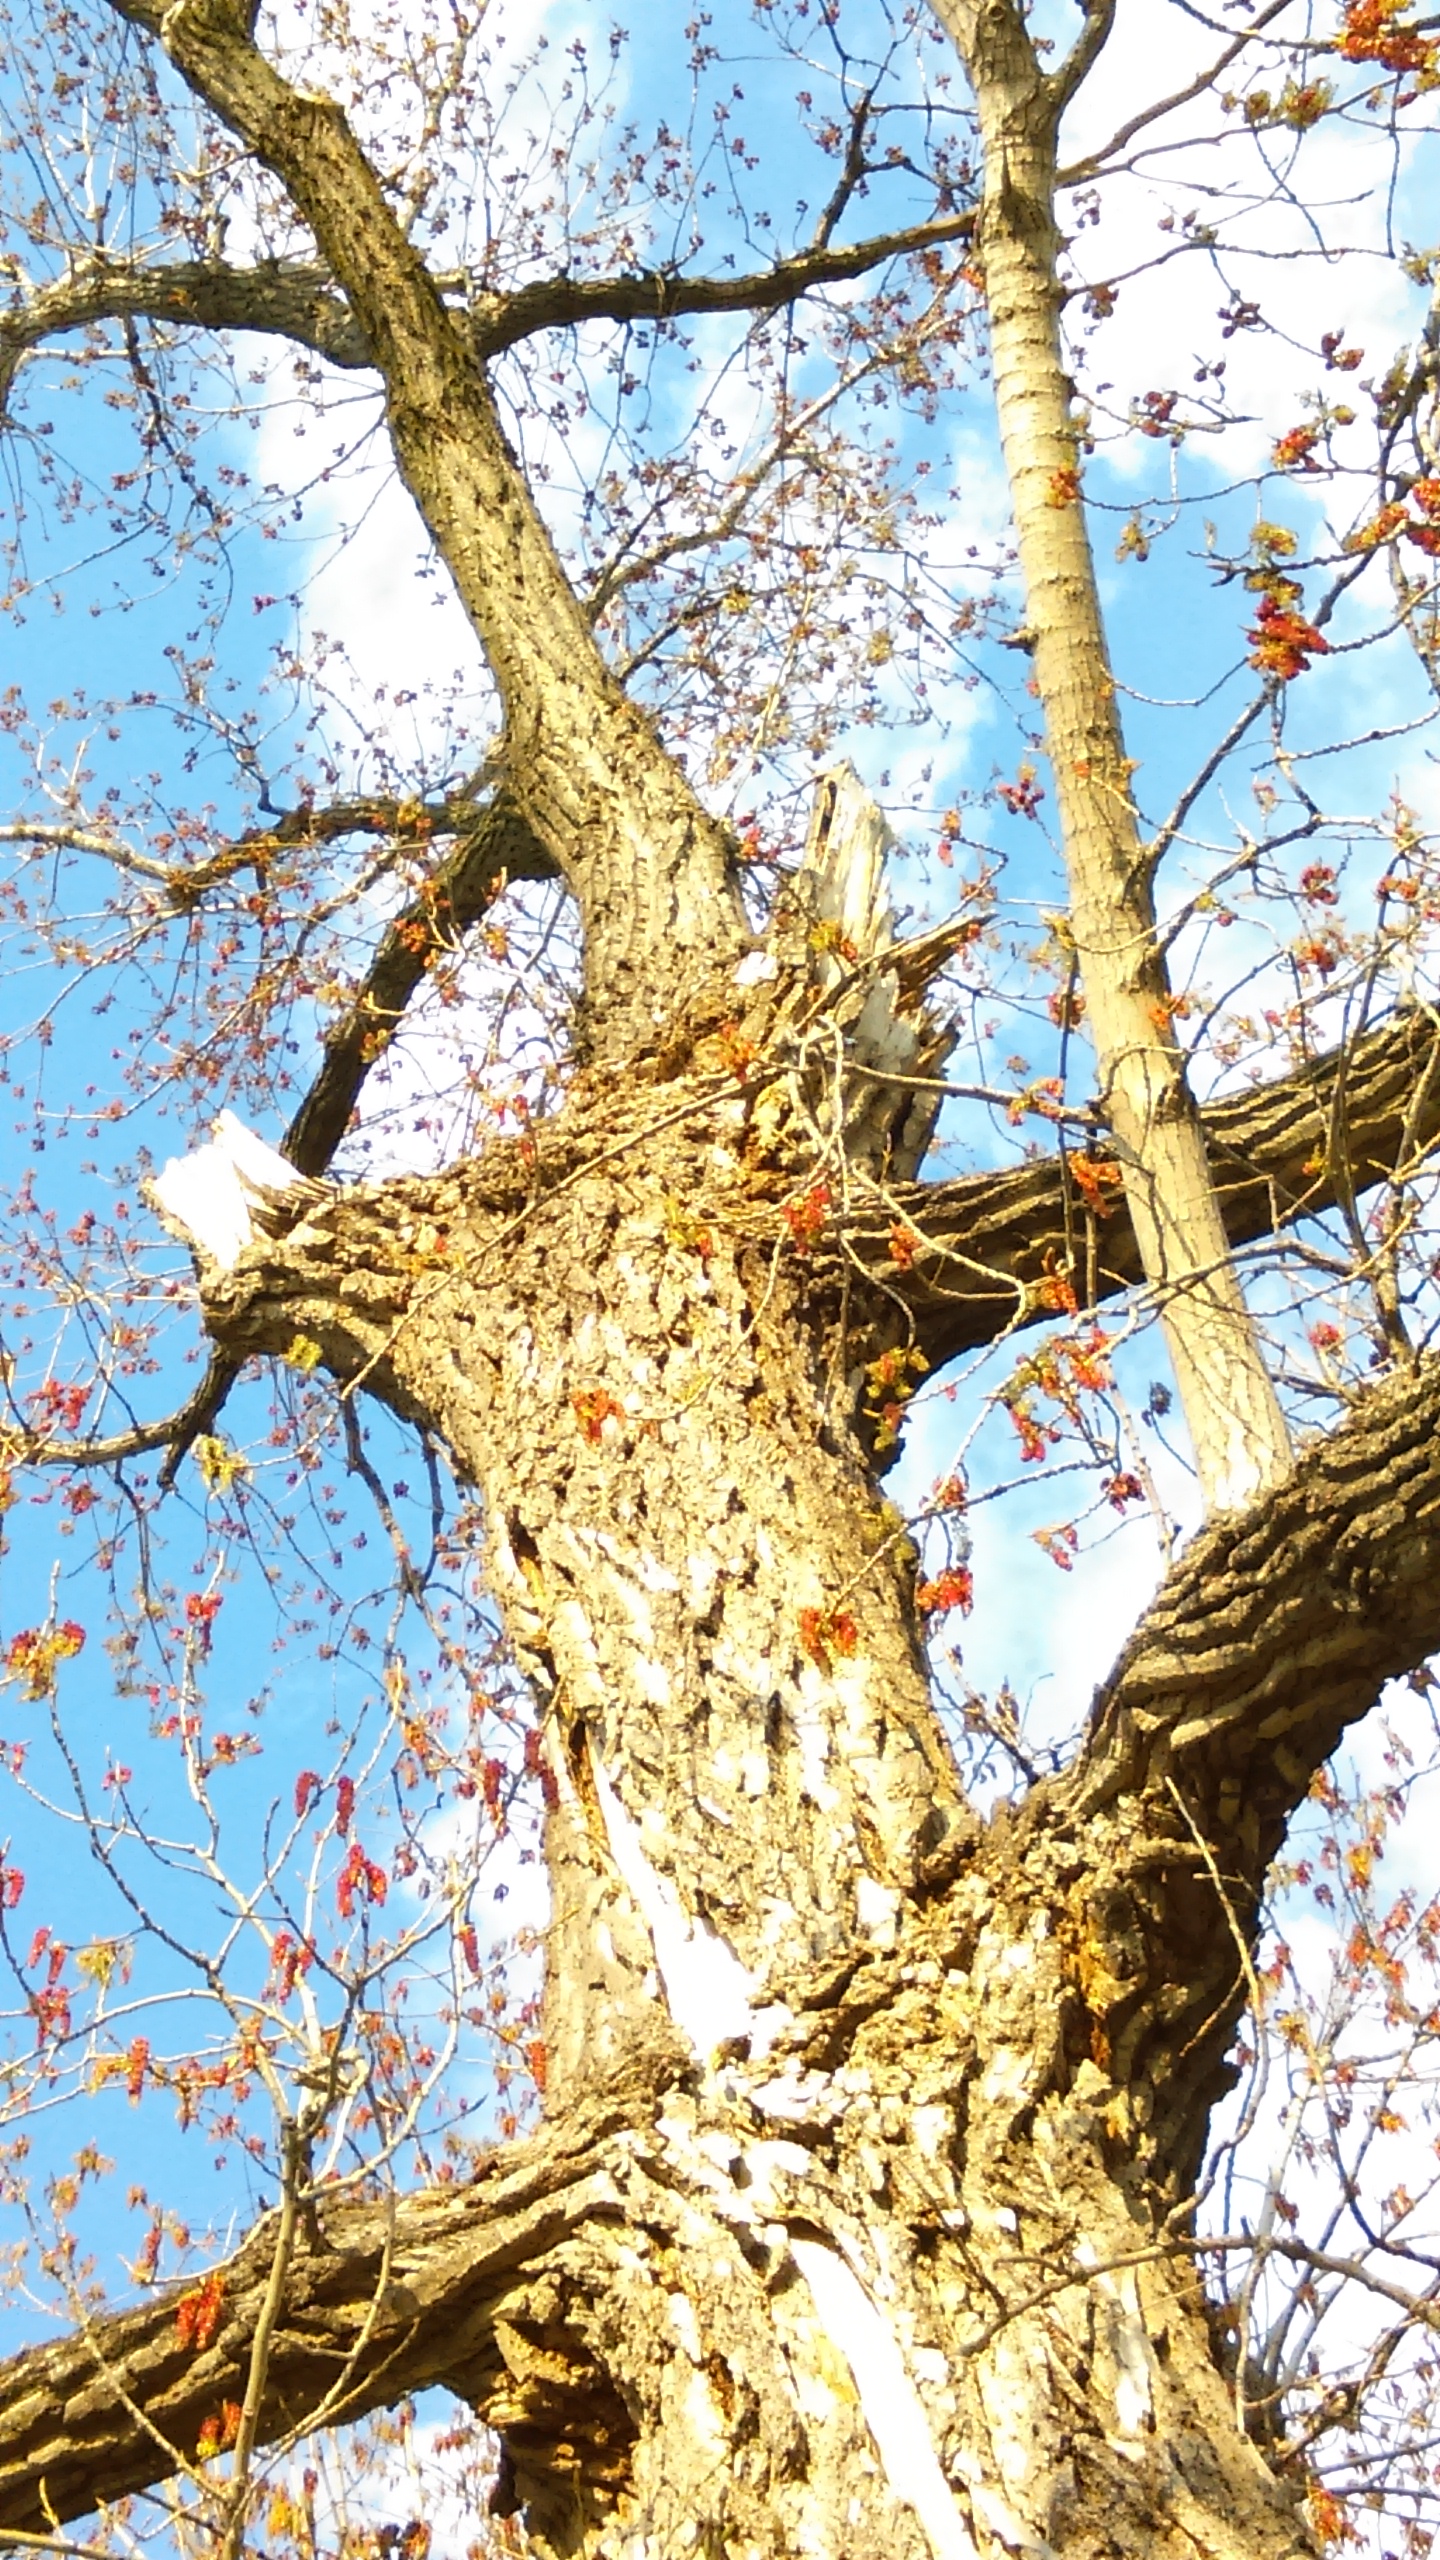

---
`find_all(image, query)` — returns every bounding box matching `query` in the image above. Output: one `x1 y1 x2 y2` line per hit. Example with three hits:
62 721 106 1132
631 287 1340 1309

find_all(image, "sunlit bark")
926 0 1293 1516
17 1104 1439 2546
102 995 1440 2554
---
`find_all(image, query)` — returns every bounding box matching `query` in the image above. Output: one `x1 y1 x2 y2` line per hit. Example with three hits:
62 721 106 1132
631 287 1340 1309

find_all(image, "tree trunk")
14 1294 1440 2551
926 0 1292 1518
113 1045 1310 2560
31 998 1440 2549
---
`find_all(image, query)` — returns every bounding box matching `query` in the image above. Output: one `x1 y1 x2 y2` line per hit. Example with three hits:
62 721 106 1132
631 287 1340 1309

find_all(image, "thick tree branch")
100 0 745 1053
864 1006 1440 1369
0 213 977 410
0 258 363 403
1025 1342 1440 2197
473 217 978 353
153 1001 1440 1484
1071 1344 1440 1863
15 1008 1437 1481
0 2063 669 2535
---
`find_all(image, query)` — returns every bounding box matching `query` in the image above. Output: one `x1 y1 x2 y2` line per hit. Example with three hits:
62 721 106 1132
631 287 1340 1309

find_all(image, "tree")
0 0 1439 2553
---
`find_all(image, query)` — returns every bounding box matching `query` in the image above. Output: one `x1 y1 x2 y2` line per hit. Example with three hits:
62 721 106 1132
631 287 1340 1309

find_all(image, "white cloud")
1057 0 1429 476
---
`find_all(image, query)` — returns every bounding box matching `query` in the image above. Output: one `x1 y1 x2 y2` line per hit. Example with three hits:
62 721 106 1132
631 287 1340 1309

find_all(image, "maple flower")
1247 594 1331 680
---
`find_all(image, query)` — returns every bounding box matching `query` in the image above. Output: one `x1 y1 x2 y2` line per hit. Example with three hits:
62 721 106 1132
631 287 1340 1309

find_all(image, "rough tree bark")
7 1325 1440 2548
3 2 1438 2556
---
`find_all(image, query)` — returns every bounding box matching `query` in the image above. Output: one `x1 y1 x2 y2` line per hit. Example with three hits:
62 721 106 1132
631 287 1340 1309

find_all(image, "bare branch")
0 257 363 404
0 790 510 915
281 786 559 1176
1048 0 1116 118
1055 0 1302 186
471 213 977 353
0 2063 667 2535
0 212 977 409
865 1007 1440 1372
4 1356 243 1475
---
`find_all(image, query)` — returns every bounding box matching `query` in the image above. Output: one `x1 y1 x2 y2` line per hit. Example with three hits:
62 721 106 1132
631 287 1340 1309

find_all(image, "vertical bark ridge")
926 0 1292 1516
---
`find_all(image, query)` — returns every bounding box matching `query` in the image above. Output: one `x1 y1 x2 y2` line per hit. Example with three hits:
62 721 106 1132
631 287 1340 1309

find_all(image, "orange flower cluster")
1337 0 1437 75
4 1619 85 1701
196 2402 243 2459
783 1183 832 1251
1347 479 1440 556
572 1388 625 1444
336 1841 388 1917
798 1606 860 1671
175 2270 226 2354
915 1568 974 1618
1247 592 1331 680
1067 1153 1124 1218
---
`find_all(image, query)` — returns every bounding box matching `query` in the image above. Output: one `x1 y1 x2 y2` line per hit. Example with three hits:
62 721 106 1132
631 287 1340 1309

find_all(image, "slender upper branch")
1048 0 1116 117
925 0 1292 1512
281 786 559 1174
1054 0 1300 185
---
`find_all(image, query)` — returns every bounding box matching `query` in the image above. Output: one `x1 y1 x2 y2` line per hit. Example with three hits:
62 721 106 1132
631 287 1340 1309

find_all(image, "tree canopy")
1 1 1440 2555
